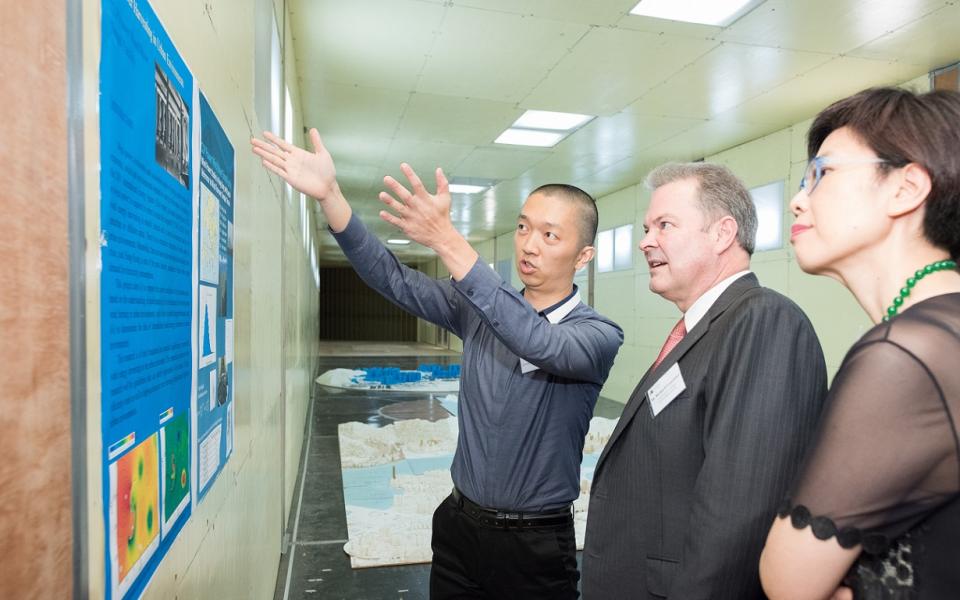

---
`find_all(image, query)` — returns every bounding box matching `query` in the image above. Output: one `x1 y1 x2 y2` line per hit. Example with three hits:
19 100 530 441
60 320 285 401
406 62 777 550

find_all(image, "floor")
274 350 625 600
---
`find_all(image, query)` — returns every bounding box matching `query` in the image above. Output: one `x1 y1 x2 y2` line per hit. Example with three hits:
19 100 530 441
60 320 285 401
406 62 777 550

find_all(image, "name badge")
647 363 686 417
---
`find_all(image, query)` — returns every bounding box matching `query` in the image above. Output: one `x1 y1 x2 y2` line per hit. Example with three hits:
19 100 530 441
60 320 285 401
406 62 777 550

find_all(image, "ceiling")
288 0 960 264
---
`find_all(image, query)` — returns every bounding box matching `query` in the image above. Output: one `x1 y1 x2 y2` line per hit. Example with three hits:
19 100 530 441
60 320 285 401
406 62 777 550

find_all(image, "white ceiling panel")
615 12 723 38
522 27 719 116
849 2 960 66
378 141 479 185
719 0 948 55
627 43 832 120
715 56 927 128
394 93 521 145
521 113 703 185
416 5 591 102
454 146 552 180
451 0 638 27
299 80 410 139
291 0 446 91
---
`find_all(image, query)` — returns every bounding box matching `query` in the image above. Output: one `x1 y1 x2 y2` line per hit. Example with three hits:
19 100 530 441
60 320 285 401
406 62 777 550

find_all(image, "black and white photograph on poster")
154 63 189 188
208 368 217 411
216 357 228 406
198 285 217 368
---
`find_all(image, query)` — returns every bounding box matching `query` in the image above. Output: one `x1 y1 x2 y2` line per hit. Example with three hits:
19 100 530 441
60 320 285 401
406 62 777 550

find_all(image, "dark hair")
645 162 758 255
808 87 960 259
530 183 599 249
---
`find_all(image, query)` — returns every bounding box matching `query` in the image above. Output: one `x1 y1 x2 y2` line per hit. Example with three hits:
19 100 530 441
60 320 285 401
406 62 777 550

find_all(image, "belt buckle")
498 511 521 528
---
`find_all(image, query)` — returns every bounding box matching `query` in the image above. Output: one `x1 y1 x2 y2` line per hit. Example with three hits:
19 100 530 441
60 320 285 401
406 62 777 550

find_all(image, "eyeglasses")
800 156 890 194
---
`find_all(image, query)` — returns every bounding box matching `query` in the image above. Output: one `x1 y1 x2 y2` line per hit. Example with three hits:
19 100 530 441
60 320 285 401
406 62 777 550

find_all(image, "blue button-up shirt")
333 216 624 511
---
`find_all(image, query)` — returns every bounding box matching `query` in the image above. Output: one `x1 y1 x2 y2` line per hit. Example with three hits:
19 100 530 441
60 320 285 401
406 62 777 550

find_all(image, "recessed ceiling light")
629 0 762 26
512 110 593 131
494 128 565 148
387 239 411 245
448 183 488 194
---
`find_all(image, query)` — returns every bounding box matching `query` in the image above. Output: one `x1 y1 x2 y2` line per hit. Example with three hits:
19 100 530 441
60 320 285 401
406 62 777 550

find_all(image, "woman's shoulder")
854 292 960 355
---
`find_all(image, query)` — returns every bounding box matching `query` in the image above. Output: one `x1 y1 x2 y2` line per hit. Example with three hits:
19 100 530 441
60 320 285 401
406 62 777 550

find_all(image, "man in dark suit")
582 162 827 599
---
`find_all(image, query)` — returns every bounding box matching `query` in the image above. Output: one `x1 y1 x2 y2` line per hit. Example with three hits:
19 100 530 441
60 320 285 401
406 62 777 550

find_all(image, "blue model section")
357 364 462 386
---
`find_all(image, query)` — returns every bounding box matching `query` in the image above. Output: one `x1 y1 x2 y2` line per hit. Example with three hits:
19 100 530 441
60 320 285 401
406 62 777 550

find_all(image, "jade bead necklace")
882 259 958 322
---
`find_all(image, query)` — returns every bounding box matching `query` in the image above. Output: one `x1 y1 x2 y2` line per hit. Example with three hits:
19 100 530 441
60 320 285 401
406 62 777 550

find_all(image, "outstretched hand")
250 128 338 201
378 164 457 250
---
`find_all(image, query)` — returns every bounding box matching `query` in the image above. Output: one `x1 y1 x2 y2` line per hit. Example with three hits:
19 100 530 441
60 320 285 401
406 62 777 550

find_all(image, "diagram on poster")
109 434 161 598
199 184 220 284
199 284 217 368
160 413 190 537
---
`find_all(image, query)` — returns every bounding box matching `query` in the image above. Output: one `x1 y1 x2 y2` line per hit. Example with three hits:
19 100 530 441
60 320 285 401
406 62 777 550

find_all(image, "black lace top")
780 293 960 599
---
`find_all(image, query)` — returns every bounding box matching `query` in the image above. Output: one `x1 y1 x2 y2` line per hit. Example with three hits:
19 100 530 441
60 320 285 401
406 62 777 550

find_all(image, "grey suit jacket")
582 274 827 600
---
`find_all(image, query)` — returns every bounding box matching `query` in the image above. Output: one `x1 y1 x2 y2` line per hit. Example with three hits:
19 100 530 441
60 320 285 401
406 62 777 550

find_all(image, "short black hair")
529 183 599 249
808 87 960 260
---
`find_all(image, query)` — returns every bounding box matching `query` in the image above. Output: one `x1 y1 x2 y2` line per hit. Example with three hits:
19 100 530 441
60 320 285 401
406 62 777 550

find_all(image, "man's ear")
714 215 739 254
887 162 932 218
575 245 595 270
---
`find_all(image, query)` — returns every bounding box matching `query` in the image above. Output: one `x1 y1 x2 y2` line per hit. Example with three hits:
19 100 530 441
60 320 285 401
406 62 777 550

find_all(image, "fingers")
830 588 854 600
308 128 325 154
379 210 404 229
378 191 406 215
383 175 414 203
260 158 286 179
435 167 449 196
250 137 285 160
262 130 295 153
252 144 287 171
400 163 427 196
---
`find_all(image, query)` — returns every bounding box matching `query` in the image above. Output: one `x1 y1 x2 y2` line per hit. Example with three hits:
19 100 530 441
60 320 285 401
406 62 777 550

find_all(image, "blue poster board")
193 92 235 501
99 0 194 597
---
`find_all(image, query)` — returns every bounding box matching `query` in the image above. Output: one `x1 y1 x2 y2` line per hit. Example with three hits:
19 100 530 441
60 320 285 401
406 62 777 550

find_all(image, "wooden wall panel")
0 2 73 599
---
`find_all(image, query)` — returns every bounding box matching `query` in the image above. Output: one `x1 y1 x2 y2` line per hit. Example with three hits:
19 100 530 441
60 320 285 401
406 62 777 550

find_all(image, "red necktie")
651 318 686 371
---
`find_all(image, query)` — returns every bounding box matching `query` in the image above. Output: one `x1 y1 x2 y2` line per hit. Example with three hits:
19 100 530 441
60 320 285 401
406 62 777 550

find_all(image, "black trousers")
429 493 580 599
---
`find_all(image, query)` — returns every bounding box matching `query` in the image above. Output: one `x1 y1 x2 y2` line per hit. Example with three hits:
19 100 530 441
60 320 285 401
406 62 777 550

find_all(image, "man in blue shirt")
252 129 623 599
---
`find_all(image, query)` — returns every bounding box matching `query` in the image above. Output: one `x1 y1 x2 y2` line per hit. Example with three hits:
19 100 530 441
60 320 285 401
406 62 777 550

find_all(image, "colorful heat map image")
115 433 160 583
163 413 190 521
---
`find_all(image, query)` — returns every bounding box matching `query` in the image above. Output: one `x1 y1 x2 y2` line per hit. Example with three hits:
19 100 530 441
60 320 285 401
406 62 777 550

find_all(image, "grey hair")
644 162 758 255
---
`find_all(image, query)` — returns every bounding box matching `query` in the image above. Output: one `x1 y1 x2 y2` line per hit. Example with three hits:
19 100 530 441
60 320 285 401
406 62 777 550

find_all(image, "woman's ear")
888 162 932 218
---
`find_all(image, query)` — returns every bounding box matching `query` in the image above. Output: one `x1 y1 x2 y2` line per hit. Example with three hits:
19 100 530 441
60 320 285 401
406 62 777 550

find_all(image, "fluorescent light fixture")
449 183 488 194
495 128 564 147
629 0 762 26
512 110 593 131
387 238 411 245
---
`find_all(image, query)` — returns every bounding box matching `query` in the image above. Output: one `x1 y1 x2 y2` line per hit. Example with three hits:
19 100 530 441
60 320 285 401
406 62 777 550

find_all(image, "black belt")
451 487 573 529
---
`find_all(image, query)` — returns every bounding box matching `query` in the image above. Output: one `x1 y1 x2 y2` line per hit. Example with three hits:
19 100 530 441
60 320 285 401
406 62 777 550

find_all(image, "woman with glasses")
759 87 960 599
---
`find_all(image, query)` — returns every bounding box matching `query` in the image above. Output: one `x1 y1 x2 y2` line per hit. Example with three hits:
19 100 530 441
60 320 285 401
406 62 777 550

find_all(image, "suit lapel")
594 274 760 476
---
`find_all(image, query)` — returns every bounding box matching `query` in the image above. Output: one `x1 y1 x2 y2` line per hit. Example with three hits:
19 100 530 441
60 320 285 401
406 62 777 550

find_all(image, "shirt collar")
683 271 751 332
527 284 581 323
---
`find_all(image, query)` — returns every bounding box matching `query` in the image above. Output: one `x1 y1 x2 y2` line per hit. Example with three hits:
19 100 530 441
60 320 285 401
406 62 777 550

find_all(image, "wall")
81 0 319 598
0 2 74 598
593 74 931 403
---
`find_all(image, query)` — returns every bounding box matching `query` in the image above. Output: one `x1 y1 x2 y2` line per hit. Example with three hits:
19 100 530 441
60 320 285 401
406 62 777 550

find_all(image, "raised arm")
377 166 623 382
251 128 351 231
250 129 464 335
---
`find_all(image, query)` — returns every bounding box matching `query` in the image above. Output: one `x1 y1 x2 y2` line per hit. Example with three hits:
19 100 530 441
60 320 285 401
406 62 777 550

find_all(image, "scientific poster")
192 92 235 502
99 0 228 596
